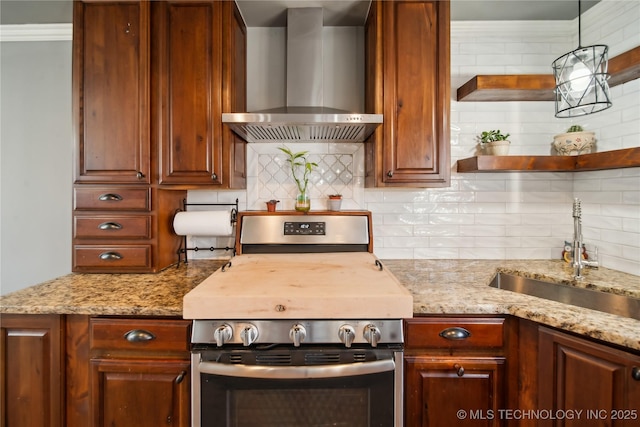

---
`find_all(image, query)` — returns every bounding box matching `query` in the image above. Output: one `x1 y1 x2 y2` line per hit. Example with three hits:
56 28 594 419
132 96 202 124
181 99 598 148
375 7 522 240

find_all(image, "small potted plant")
327 194 342 211
478 130 510 155
552 125 596 156
265 199 279 212
278 146 318 212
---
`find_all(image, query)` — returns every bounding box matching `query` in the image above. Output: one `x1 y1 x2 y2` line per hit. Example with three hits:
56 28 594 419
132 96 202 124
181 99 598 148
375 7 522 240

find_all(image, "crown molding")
0 24 72 42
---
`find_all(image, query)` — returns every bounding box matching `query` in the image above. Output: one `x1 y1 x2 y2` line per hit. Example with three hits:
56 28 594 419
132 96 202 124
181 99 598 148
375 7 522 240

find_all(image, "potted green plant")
278 146 318 212
478 130 510 155
552 125 596 156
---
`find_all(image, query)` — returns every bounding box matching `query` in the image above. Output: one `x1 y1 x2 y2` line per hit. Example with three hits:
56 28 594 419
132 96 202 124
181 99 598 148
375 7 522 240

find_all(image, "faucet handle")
585 245 599 268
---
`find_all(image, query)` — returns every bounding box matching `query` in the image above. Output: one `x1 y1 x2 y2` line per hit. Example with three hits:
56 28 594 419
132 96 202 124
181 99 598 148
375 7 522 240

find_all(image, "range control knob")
213 323 232 347
289 323 307 347
338 324 356 348
240 324 259 346
363 324 381 348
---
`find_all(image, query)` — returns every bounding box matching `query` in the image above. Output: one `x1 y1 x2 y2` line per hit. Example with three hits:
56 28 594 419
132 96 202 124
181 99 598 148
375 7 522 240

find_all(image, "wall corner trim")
0 24 72 42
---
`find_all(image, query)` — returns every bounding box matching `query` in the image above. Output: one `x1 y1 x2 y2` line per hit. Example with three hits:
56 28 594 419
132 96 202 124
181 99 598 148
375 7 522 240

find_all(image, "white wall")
0 27 73 295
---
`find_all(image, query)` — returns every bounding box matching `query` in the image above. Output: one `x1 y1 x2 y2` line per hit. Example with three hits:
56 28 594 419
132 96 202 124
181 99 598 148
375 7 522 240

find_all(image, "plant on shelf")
477 129 510 155
278 146 318 212
552 125 596 156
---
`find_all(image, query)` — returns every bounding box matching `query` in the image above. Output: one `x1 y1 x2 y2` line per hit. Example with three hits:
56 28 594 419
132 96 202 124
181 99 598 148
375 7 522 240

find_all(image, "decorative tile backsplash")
246 143 365 211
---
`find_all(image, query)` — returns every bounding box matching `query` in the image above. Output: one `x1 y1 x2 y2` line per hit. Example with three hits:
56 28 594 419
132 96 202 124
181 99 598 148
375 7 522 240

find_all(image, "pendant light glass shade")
552 1 611 118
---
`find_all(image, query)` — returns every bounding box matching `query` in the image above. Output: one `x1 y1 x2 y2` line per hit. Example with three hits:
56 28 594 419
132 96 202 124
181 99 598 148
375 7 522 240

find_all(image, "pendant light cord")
577 0 582 48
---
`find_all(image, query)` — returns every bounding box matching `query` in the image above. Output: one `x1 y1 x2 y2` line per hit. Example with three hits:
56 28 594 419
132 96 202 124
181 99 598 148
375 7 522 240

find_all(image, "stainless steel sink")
489 273 640 320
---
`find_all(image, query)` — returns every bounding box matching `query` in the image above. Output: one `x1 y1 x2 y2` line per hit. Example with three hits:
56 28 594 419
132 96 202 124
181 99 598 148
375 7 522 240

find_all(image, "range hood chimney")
222 8 382 143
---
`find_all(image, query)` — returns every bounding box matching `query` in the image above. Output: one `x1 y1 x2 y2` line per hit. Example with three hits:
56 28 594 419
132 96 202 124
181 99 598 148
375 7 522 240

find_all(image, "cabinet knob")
98 193 123 202
211 172 218 181
175 371 187 384
454 363 465 377
632 366 640 381
99 251 123 260
123 329 156 342
136 171 145 179
387 170 393 178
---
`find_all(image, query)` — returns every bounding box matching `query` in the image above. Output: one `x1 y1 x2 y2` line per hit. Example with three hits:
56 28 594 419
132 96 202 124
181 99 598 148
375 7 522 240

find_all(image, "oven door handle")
197 358 395 379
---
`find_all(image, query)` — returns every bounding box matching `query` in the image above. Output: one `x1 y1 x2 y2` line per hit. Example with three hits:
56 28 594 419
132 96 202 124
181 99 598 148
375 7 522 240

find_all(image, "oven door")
191 348 403 427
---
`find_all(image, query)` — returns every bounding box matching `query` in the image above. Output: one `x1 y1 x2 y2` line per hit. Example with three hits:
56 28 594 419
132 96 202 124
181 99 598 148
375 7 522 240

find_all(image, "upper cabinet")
73 1 151 184
74 0 246 189
72 0 247 273
153 0 246 188
365 0 451 188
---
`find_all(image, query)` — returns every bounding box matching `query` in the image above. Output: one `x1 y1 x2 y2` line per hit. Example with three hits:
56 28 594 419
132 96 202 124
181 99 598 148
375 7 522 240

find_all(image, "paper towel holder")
175 198 238 266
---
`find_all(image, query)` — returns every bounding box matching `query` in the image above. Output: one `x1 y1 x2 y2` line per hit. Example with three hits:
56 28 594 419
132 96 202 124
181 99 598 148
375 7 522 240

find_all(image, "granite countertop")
1 259 638 351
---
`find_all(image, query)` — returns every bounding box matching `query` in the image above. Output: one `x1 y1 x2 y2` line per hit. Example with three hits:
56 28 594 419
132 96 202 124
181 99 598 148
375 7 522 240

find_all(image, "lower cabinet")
91 358 190 427
537 326 640 427
404 316 514 427
0 314 191 427
0 314 64 427
88 317 192 427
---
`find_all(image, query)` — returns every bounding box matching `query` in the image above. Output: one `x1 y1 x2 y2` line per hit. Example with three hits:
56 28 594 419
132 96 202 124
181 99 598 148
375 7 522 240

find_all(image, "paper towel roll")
173 210 233 236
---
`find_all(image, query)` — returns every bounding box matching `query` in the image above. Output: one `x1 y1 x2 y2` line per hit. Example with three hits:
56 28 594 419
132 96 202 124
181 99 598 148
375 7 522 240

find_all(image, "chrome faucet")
572 198 598 280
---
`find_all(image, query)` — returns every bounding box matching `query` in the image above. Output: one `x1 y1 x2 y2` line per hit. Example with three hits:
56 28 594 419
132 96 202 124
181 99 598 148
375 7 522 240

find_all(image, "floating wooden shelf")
456 147 640 173
456 46 640 102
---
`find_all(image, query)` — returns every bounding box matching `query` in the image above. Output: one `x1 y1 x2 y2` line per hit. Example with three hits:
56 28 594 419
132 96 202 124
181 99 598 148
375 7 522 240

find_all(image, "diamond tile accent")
247 143 364 211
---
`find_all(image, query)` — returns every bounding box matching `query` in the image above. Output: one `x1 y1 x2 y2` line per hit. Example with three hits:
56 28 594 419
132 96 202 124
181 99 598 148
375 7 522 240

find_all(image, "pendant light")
552 0 611 118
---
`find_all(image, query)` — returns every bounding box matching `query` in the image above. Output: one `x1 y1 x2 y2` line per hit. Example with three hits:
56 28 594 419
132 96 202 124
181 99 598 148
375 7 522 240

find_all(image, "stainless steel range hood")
222 7 382 143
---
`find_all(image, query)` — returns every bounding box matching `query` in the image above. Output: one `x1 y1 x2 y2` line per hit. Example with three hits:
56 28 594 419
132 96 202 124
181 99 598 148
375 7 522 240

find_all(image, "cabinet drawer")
74 187 150 211
90 318 191 354
73 245 151 270
74 215 152 239
405 317 505 349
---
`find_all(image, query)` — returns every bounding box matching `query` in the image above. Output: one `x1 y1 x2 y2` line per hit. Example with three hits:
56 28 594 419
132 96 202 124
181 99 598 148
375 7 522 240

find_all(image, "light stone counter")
1 259 638 351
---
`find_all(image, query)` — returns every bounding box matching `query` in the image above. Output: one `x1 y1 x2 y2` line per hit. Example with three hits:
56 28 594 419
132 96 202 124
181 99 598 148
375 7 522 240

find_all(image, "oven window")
200 372 394 427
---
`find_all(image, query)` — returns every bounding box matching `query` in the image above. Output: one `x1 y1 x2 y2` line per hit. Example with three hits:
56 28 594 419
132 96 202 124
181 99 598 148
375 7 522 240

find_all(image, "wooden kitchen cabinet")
538 327 640 427
73 0 151 185
365 0 451 187
404 316 516 427
153 0 246 187
0 314 64 427
89 317 192 427
73 0 246 272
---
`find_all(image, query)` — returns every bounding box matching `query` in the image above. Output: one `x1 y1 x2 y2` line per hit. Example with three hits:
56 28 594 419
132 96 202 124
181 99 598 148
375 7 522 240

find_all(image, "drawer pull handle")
124 329 156 343
98 222 123 230
632 367 640 381
175 371 187 384
99 252 123 261
98 193 123 202
454 363 465 377
439 327 471 340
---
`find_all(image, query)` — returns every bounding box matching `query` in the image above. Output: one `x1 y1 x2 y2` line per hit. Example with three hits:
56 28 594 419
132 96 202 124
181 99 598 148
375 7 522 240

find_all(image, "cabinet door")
365 0 450 187
73 0 150 184
222 0 247 189
0 314 64 427
154 0 222 185
91 359 190 427
538 327 640 427
405 356 505 427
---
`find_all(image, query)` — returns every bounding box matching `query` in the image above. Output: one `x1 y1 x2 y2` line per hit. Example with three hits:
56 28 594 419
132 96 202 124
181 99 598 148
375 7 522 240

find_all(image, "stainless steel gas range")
183 211 413 427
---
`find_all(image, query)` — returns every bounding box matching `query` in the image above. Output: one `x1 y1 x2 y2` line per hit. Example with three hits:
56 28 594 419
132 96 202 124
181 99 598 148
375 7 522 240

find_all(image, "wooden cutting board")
183 252 413 319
